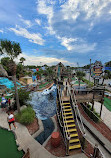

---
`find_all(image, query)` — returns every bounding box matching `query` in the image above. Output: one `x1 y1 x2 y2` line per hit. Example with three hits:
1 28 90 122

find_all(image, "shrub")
82 104 100 123
18 89 31 105
16 107 35 125
13 89 31 110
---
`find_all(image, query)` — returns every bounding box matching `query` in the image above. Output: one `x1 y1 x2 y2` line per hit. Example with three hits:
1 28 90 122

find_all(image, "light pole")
89 59 91 84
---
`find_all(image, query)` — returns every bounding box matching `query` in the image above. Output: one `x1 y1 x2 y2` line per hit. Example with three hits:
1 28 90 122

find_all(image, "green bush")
82 104 100 123
16 107 35 125
15 88 31 106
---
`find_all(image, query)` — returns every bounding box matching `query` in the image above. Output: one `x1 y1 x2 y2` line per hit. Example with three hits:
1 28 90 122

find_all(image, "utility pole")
89 59 91 84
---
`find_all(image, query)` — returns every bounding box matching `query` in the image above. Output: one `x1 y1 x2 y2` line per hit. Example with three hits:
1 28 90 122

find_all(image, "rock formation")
0 64 8 77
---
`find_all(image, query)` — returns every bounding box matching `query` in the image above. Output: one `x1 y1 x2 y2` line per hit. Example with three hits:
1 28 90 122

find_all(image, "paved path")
0 109 87 158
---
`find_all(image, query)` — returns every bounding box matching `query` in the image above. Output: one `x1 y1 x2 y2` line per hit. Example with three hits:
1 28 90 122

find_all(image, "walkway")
0 109 87 158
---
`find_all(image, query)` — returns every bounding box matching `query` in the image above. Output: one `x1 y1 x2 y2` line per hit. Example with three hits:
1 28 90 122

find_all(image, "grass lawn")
0 128 24 158
104 97 111 111
39 82 50 89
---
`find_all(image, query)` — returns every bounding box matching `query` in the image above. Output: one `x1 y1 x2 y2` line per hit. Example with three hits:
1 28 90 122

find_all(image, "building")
19 76 33 84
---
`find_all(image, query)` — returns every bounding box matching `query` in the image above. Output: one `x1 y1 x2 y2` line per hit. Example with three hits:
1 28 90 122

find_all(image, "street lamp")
89 59 91 84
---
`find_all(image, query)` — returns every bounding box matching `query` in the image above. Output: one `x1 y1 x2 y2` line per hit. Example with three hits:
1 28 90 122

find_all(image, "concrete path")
0 109 87 158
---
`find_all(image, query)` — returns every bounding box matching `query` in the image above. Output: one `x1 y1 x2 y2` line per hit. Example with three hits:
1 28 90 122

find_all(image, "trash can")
51 132 60 147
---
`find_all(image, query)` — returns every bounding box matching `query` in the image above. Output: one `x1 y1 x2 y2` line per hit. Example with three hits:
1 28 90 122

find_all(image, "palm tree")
76 71 85 89
20 57 26 65
45 67 55 81
0 40 22 113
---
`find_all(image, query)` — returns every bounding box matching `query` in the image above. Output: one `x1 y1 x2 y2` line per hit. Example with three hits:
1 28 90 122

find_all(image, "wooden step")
64 120 74 123
65 124 75 128
69 144 81 150
70 133 78 138
69 139 79 143
63 109 71 112
66 128 77 133
63 112 72 115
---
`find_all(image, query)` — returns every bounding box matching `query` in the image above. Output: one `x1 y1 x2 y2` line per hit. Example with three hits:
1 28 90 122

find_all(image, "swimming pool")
0 77 21 89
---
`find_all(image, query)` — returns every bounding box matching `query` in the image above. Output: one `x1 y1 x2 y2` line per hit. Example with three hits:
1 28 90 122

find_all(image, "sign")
91 61 103 79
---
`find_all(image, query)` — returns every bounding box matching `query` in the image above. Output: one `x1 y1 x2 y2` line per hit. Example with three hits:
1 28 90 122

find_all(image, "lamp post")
89 59 91 84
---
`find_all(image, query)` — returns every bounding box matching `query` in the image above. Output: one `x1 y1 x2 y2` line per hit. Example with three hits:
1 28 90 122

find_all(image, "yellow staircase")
61 101 81 155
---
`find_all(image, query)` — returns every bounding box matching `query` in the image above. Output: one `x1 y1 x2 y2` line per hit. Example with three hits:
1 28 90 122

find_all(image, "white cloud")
57 36 96 53
37 0 55 35
9 26 44 45
16 53 74 66
18 14 32 28
57 36 78 51
61 0 111 21
0 29 3 33
35 19 41 25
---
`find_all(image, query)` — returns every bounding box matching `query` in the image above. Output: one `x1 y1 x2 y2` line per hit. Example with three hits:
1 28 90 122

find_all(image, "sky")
0 0 111 66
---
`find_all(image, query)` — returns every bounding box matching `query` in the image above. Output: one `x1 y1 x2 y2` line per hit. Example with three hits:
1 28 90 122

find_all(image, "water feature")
29 85 57 144
29 86 57 120
0 77 21 89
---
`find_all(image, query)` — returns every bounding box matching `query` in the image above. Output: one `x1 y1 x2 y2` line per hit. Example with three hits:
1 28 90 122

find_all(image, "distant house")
19 76 33 84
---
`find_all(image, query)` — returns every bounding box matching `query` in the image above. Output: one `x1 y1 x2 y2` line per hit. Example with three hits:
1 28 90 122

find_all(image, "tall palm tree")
0 40 22 113
20 57 26 66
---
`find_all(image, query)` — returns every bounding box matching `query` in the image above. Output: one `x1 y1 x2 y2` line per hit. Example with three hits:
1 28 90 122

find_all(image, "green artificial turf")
74 81 85 85
39 82 50 89
104 97 111 111
0 128 24 158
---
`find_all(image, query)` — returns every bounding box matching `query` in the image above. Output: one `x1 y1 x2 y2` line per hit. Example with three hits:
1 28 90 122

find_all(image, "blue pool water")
0 77 21 89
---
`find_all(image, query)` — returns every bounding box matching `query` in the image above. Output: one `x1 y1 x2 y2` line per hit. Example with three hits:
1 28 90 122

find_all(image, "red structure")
51 132 60 147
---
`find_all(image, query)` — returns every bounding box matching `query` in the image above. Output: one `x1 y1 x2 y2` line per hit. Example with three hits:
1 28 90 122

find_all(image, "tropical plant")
0 40 22 113
45 67 56 81
15 106 35 125
76 71 85 88
20 57 26 65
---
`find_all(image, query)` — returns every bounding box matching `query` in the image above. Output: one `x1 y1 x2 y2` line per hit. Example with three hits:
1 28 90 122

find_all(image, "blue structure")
0 77 21 89
105 67 111 71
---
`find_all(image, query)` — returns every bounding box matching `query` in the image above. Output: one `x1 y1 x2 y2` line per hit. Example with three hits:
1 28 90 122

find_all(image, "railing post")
93 144 99 158
66 139 69 156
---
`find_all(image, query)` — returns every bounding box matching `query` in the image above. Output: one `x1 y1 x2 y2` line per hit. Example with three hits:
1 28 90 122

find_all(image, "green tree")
0 40 22 113
44 67 55 81
16 63 24 79
76 71 85 89
20 57 26 65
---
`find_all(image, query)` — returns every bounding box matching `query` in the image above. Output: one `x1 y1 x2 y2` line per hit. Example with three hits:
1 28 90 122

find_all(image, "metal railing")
57 85 70 155
66 81 86 136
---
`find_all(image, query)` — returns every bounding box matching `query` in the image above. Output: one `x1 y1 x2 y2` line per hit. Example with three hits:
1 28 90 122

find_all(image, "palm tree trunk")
13 75 20 113
79 79 80 89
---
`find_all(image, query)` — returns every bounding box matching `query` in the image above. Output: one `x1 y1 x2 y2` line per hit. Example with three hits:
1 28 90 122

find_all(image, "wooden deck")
75 93 102 103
